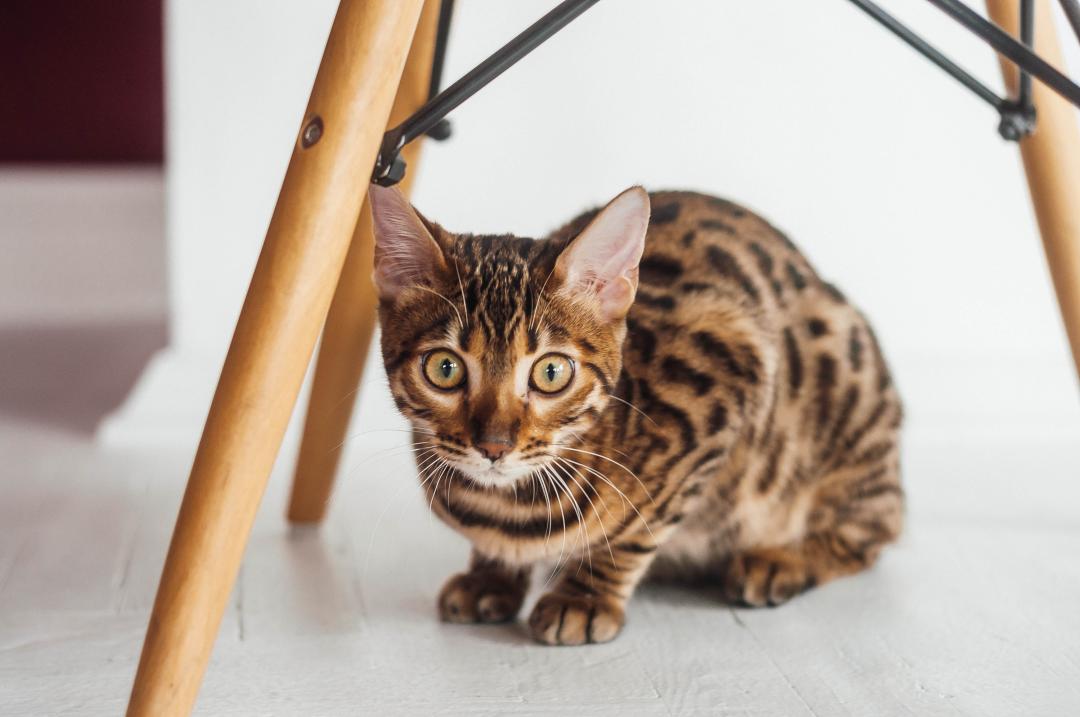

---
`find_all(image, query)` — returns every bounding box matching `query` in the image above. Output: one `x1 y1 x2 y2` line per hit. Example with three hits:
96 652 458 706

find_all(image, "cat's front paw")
527 593 625 646
438 571 526 624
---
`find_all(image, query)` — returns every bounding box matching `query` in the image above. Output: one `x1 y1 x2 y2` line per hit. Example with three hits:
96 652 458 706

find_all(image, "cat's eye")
530 354 574 394
422 349 467 390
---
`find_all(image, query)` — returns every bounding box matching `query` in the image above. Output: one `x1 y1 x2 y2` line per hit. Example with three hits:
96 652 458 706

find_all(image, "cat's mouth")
438 450 542 489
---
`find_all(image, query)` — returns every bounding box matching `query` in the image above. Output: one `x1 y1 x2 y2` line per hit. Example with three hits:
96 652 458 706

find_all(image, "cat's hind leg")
439 551 530 624
722 458 903 608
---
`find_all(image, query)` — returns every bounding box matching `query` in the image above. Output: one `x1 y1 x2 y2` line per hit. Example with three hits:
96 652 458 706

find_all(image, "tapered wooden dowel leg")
987 0 1080 382
126 1 425 715
288 0 441 524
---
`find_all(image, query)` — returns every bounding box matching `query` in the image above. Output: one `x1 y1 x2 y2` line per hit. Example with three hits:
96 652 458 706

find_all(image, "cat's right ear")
369 185 448 301
554 186 650 322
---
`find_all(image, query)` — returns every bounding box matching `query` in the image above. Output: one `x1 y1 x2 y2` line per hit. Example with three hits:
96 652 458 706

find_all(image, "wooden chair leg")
126 2 425 715
987 0 1080 382
287 0 441 524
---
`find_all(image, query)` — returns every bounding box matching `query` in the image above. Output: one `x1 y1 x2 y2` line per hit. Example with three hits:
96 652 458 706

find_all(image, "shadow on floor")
0 319 166 434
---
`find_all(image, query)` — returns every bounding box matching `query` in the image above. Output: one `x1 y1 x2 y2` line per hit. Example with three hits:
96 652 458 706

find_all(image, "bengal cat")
369 184 903 646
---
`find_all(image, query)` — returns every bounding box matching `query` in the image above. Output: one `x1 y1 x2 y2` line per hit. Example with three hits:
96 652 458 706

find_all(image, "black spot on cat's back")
822 282 846 303
639 255 684 284
661 356 715 395
705 196 747 218
700 219 736 234
707 402 728 434
748 242 784 298
771 226 799 251
627 318 657 363
807 318 829 337
783 327 803 395
814 354 838 438
849 325 864 371
636 291 676 310
706 247 760 304
651 202 681 225
786 262 808 291
692 331 758 384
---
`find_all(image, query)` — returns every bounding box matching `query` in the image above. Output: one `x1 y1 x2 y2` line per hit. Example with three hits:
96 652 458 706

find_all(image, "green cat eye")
530 353 574 394
422 349 466 390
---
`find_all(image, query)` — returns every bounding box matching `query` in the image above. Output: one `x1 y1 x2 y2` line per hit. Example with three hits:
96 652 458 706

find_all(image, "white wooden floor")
2 352 1079 716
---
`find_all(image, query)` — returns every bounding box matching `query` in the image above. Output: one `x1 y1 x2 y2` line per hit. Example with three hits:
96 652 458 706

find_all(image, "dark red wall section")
0 0 164 163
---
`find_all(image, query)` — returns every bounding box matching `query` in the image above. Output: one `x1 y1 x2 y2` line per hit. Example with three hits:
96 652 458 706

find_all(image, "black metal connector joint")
372 130 407 187
368 0 600 187
997 100 1036 141
371 155 407 187
426 119 452 141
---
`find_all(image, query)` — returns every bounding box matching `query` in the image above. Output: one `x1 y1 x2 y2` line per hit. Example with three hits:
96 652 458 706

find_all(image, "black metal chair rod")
373 0 600 185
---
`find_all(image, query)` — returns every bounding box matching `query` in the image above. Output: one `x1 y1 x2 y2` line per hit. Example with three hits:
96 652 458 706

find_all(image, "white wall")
105 0 1080 443
164 0 339 353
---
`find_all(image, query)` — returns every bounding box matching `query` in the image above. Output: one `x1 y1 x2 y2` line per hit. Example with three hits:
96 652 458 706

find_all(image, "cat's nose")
475 437 513 462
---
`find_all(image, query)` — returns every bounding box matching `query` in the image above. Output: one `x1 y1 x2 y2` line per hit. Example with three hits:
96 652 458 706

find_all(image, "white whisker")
553 459 616 572
552 444 655 505
534 469 554 545
547 464 591 576
362 448 441 581
453 260 470 329
529 262 559 332
543 468 583 574
540 466 570 588
414 285 464 328
605 392 658 426
554 455 655 541
427 460 454 528
339 441 438 484
336 426 437 453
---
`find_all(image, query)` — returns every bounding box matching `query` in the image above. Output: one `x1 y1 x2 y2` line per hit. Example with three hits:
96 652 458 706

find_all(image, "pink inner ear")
368 185 445 300
557 186 650 319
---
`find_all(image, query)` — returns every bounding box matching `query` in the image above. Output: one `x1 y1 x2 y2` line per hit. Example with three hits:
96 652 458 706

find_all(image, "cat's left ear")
555 186 650 321
368 184 448 301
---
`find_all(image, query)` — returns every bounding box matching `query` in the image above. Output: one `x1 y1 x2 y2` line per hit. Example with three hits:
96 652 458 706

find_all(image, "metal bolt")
997 101 1036 142
301 116 323 149
998 118 1020 141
